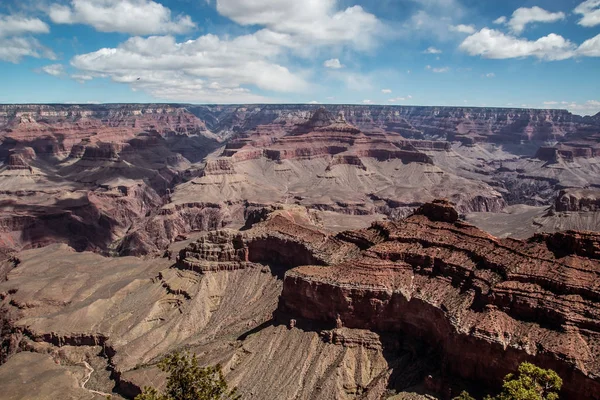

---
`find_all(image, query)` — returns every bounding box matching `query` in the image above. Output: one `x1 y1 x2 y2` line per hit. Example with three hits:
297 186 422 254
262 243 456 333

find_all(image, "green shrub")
454 362 562 400
135 351 240 400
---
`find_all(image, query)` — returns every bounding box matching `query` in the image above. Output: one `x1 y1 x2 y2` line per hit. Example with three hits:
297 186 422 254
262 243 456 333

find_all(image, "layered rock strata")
278 200 600 399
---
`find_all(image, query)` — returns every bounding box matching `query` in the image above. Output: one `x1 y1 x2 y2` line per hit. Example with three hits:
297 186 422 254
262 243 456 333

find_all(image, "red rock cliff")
278 200 600 399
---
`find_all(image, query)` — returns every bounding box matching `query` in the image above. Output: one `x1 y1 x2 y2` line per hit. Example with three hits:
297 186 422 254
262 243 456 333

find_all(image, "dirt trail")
81 361 113 398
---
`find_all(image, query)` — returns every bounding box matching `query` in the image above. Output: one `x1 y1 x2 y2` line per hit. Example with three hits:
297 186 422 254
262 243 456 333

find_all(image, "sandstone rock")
413 199 459 222
2 201 600 399
555 189 600 212
279 201 600 399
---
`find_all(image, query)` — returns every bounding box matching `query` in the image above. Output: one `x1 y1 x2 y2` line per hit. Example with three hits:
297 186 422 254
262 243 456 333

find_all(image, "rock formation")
277 200 600 398
2 201 600 399
556 189 600 212
1 103 600 400
0 104 598 254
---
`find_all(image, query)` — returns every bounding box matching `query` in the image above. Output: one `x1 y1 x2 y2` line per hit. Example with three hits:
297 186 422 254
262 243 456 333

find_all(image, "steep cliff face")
0 104 219 160
3 103 597 146
187 104 598 142
555 189 600 212
0 104 597 255
0 105 224 253
1 202 600 399
278 201 600 399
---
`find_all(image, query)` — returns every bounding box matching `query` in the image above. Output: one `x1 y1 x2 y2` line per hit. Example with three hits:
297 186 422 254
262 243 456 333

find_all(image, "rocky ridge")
1 201 600 399
0 104 598 255
167 201 600 398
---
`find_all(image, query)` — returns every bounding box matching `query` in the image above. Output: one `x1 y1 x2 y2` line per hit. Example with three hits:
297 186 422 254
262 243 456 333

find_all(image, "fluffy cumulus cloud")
0 15 50 37
70 33 308 102
0 37 56 63
215 0 382 50
323 58 343 69
68 0 385 102
381 89 392 94
0 15 55 63
575 0 600 27
449 24 475 34
502 7 565 34
459 28 576 61
578 34 600 56
41 64 66 76
48 0 195 35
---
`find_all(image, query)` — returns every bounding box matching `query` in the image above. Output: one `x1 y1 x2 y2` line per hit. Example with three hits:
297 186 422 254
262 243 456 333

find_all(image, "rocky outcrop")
4 148 36 171
0 103 597 257
117 202 229 256
555 189 600 212
536 143 600 162
177 209 360 271
2 201 600 399
278 201 600 399
186 104 599 142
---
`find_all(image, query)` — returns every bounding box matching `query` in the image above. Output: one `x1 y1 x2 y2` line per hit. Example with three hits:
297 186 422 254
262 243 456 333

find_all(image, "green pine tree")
454 362 562 400
135 351 240 400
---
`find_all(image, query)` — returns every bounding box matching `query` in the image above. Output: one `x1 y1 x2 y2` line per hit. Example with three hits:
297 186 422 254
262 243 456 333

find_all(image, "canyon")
0 103 599 399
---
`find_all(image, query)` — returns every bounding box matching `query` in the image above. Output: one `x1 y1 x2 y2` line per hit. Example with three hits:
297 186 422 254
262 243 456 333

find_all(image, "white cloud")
459 28 576 61
362 99 373 104
388 95 412 102
71 73 94 83
0 15 50 37
323 58 343 69
0 14 54 63
578 33 600 56
0 37 56 63
485 72 495 78
48 0 195 35
381 88 392 94
449 24 475 34
41 64 65 77
574 0 600 27
63 0 383 102
424 46 442 54
216 0 382 50
563 100 600 116
426 65 449 73
494 16 507 25
404 0 466 41
70 33 308 102
543 101 559 105
308 100 320 104
507 6 565 34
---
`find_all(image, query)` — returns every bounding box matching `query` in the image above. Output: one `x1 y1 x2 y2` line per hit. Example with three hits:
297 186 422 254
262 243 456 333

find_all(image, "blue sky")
0 0 599 115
